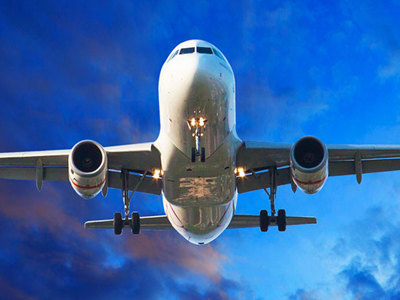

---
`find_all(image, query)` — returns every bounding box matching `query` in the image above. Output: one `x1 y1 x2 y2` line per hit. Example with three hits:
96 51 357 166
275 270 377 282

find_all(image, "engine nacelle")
68 140 107 199
290 136 328 194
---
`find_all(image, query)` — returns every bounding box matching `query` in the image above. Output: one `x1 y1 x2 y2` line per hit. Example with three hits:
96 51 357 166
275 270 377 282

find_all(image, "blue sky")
1 0 400 299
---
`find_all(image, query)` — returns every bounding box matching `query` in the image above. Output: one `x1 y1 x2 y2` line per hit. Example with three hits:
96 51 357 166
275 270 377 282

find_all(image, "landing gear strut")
259 167 287 232
188 117 207 163
113 169 144 235
262 167 277 216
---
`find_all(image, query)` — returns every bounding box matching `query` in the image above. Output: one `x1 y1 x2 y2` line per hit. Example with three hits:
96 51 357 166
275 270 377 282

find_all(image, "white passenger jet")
1 40 400 245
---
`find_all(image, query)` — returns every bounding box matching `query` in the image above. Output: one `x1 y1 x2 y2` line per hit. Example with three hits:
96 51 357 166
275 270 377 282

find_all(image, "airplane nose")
160 54 226 101
179 54 216 81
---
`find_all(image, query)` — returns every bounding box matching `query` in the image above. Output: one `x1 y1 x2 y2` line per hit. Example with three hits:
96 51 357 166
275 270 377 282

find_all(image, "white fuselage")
154 40 242 244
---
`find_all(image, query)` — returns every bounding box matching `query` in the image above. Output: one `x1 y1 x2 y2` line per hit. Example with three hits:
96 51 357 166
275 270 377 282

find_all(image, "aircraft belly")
163 192 237 244
165 173 235 206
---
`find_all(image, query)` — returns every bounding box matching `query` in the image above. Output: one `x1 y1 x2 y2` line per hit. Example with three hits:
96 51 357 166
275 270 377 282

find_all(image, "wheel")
191 147 196 162
201 147 205 162
259 210 269 232
277 209 286 232
131 212 140 234
114 212 123 235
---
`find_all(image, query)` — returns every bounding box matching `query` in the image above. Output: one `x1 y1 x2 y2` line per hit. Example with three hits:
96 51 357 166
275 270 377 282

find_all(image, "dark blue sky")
1 1 400 299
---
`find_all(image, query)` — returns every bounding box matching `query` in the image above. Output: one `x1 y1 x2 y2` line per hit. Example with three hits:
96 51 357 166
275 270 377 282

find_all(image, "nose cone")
159 47 232 106
160 40 233 89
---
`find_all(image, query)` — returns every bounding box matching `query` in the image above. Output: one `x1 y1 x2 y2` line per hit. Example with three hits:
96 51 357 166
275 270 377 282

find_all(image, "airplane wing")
237 141 400 193
84 214 317 230
0 142 162 195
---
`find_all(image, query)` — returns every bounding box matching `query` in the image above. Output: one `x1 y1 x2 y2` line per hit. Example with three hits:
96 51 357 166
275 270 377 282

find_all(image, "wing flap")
107 170 162 195
236 167 291 194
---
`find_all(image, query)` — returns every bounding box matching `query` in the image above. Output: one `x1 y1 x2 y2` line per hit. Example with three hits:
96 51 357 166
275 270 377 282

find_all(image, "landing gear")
260 210 269 232
258 167 287 232
201 147 205 163
188 117 207 163
131 212 140 234
277 209 286 232
191 147 206 162
113 169 144 235
114 212 123 235
191 147 196 163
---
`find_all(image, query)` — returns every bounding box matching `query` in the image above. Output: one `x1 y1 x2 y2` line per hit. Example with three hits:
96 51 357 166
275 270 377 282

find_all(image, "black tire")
191 147 196 162
131 212 140 234
201 147 205 162
114 212 123 235
260 210 269 232
277 209 286 232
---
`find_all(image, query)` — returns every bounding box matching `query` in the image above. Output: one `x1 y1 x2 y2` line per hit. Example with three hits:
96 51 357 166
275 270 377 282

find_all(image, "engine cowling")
68 140 107 199
290 136 328 194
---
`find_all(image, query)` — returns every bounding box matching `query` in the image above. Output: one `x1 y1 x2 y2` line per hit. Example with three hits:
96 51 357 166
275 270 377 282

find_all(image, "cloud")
326 204 400 299
339 258 385 300
120 232 225 281
0 178 251 299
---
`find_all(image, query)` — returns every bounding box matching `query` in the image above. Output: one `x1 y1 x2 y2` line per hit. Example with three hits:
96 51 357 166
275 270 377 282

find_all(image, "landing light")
235 167 246 178
188 117 207 128
153 169 162 179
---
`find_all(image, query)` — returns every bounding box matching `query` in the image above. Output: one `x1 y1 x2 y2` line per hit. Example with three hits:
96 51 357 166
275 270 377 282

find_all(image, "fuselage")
154 40 242 244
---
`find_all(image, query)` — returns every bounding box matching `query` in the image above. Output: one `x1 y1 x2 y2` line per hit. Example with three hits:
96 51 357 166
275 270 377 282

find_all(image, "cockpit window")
167 49 179 62
180 47 195 54
213 48 224 60
197 47 213 54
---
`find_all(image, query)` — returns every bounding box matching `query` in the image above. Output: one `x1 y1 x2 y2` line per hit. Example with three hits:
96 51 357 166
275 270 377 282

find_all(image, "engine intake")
290 136 328 194
69 140 107 199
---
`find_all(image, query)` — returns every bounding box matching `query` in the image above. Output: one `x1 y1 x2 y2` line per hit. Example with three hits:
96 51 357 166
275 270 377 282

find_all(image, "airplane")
1 39 400 245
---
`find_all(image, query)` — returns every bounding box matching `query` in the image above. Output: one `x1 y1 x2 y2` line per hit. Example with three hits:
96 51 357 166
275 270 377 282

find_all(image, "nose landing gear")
188 117 207 163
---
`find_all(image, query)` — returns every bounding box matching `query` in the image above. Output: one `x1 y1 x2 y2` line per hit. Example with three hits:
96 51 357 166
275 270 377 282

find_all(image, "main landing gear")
113 169 144 235
258 167 287 232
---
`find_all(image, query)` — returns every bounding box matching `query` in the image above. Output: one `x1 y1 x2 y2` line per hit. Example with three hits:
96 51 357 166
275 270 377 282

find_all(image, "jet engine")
290 136 328 194
68 140 107 199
